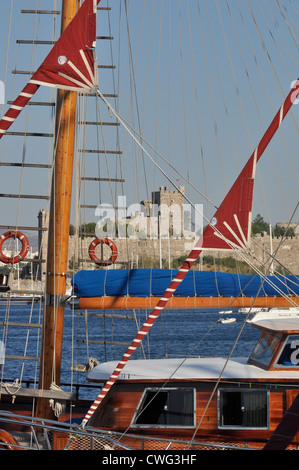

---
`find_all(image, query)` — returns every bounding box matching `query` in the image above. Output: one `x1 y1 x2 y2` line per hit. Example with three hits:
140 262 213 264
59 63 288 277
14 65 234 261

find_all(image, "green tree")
273 224 295 239
79 222 96 237
69 224 75 236
252 214 269 235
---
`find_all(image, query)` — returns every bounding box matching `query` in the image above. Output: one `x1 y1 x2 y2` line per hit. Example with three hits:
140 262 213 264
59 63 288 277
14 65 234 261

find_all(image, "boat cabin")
248 318 299 370
87 318 299 447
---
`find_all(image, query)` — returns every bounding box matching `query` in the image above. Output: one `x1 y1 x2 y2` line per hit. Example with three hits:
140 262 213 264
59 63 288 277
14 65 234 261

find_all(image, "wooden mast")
36 0 78 421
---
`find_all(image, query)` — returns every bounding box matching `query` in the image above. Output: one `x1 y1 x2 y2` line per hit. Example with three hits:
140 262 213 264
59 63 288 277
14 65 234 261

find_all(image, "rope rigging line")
235 0 299 192
185 0 208 195
106 0 125 206
96 93 218 210
178 0 191 199
124 0 149 202
95 96 116 211
96 89 219 232
246 0 299 137
168 0 172 183
196 0 228 193
203 0 240 174
221 0 255 154
264 0 298 67
152 0 163 189
256 0 294 82
275 0 299 46
1 0 14 119
226 0 293 220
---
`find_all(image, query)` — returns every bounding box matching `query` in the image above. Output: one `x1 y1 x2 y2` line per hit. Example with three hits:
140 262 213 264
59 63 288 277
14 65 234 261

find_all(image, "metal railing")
0 411 260 450
0 411 134 450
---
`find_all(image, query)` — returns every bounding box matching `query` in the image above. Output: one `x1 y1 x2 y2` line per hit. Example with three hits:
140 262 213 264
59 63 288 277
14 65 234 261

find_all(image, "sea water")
0 302 260 399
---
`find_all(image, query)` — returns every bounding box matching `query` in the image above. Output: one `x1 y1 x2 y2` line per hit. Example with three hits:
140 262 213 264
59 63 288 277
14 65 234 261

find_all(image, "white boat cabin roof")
86 355 299 383
251 318 299 333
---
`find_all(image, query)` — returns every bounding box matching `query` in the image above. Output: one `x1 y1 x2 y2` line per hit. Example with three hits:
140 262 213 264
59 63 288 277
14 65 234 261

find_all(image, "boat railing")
0 410 259 450
0 411 134 450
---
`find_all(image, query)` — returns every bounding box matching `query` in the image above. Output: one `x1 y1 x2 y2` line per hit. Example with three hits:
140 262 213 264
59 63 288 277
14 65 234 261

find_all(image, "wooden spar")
78 295 299 310
36 0 78 421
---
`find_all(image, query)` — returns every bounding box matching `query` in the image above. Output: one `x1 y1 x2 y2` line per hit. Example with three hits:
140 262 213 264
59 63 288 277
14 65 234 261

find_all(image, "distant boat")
238 307 267 314
217 317 236 324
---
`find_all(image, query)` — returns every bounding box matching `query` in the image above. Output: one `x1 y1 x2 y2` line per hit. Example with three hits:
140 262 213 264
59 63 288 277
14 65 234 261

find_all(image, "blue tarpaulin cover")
71 269 299 298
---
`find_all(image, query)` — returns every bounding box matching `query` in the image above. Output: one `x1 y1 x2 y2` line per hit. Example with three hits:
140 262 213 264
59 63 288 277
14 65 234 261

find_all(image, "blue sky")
0 0 298 232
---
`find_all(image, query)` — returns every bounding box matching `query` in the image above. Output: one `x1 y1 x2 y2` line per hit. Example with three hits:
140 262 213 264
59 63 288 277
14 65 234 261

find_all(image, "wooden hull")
1 380 298 450
88 378 299 449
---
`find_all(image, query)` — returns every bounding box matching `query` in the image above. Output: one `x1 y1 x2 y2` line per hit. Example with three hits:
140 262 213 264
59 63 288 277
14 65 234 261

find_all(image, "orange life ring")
88 238 118 266
0 230 30 265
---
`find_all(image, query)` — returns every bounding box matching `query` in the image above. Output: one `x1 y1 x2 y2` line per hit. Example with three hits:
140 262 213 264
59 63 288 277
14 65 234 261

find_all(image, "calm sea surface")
0 303 261 399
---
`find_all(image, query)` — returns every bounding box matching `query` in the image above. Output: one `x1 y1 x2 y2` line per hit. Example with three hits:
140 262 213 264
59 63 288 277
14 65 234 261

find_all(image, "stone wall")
68 233 299 273
249 233 299 274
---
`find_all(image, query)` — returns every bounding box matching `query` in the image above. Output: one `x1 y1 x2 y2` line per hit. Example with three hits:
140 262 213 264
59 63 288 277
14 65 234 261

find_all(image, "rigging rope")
197 0 227 192
246 0 299 137
178 0 191 198
185 0 208 195
1 0 14 119
235 0 299 213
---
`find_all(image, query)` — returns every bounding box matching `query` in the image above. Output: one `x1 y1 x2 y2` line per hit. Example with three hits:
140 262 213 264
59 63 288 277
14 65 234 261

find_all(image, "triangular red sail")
201 153 256 251
0 0 100 139
31 0 99 91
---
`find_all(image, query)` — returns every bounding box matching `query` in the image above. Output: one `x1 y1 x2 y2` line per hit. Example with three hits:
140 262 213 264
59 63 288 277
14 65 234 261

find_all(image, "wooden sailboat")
0 0 298 451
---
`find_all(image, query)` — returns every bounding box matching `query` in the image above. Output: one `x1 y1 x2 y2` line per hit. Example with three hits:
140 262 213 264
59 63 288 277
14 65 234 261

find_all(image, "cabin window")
249 331 282 367
275 335 299 367
218 389 269 429
131 388 195 428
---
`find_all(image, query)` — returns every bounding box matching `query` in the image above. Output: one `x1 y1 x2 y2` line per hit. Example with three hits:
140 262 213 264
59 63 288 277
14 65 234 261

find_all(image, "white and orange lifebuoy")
88 238 118 266
0 230 30 265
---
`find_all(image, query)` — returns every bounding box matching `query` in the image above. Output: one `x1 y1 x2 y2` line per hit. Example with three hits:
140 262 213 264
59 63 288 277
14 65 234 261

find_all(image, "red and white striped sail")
0 0 100 139
81 79 299 427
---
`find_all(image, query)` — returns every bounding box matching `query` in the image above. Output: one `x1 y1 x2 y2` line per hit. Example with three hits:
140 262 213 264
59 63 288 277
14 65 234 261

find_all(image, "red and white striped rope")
81 78 299 428
0 82 39 139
